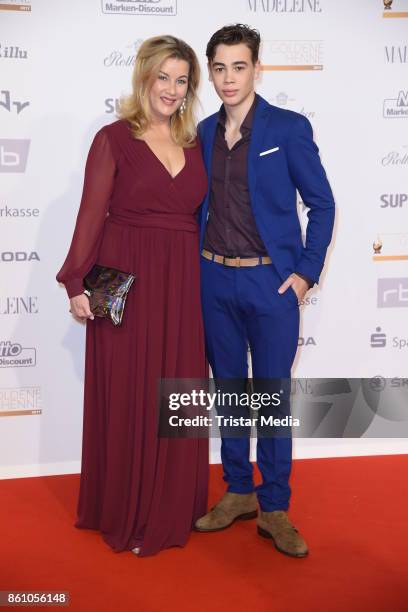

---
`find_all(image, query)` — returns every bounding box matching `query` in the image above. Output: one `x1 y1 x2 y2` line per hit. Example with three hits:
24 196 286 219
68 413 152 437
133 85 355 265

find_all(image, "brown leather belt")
201 249 272 267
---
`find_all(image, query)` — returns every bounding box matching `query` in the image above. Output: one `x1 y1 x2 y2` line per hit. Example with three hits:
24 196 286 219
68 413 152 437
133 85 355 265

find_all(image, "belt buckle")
235 256 241 267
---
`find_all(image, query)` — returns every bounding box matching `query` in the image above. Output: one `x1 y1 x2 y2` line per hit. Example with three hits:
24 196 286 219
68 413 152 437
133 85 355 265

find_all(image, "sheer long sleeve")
56 129 116 299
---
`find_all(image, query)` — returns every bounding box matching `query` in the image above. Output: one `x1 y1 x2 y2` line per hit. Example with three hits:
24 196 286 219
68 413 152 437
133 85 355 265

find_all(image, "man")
195 24 335 558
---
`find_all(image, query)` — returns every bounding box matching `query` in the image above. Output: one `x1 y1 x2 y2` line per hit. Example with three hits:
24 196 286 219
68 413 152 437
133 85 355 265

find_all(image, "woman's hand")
69 293 94 322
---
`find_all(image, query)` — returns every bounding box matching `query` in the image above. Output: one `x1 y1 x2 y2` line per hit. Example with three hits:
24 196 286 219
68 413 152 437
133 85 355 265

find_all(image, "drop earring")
179 97 187 115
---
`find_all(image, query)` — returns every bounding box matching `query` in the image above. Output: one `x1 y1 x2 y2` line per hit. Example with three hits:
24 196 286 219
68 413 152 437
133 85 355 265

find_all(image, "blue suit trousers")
201 257 300 511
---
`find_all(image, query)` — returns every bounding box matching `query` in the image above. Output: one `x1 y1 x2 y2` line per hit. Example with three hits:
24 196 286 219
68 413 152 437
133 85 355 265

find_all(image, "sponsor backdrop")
1 0 407 478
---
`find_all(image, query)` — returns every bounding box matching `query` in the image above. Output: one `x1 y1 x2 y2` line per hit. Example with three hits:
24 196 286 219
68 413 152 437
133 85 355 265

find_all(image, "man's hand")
69 293 94 322
278 273 309 303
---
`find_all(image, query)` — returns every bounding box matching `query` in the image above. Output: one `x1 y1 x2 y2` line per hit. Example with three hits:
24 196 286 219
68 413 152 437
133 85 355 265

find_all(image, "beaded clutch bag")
83 264 136 326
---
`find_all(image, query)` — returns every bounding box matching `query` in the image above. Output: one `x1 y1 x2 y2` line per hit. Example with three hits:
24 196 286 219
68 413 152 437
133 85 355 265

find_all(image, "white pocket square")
259 147 279 156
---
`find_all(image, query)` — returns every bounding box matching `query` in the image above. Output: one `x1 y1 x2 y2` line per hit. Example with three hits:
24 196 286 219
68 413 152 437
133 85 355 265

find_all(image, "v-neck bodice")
104 120 207 224
137 138 187 181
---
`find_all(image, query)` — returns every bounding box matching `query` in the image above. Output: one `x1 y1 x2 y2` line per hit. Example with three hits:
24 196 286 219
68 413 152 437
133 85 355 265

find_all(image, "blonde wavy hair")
119 35 200 148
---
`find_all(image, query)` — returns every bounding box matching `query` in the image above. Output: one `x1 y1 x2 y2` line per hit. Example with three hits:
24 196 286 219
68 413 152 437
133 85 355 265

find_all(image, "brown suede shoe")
194 492 258 532
257 510 309 558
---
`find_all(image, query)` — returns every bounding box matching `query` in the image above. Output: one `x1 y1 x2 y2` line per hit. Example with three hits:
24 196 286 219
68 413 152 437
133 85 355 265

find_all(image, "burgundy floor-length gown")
56 119 209 556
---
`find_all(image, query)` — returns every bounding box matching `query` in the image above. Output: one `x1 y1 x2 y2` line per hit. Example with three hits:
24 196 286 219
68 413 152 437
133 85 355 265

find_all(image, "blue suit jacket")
197 95 335 285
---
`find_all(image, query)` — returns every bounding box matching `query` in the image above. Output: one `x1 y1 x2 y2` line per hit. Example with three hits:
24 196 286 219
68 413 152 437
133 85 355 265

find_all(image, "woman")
56 36 208 557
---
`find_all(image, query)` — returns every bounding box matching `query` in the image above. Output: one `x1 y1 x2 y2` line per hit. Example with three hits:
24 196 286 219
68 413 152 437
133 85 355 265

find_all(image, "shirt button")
227 156 231 160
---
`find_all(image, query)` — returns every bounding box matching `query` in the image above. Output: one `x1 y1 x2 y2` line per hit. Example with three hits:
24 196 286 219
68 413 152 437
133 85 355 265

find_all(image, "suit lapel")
248 95 272 205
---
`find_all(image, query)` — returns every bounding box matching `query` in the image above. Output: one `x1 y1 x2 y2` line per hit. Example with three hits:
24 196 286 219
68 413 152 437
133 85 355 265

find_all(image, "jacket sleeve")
286 115 335 284
56 129 116 299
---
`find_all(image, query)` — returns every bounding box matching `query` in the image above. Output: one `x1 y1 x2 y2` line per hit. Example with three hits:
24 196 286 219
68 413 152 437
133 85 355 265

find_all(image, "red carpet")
1 455 407 612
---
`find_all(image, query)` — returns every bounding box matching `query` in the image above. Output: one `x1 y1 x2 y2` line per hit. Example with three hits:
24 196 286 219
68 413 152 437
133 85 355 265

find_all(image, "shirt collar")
218 93 258 133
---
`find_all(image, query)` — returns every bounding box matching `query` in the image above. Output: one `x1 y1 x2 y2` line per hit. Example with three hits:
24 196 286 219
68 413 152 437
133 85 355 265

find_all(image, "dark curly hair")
206 24 261 65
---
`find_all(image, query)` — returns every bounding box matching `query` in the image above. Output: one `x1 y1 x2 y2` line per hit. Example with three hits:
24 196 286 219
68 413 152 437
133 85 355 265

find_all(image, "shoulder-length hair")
119 35 200 148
